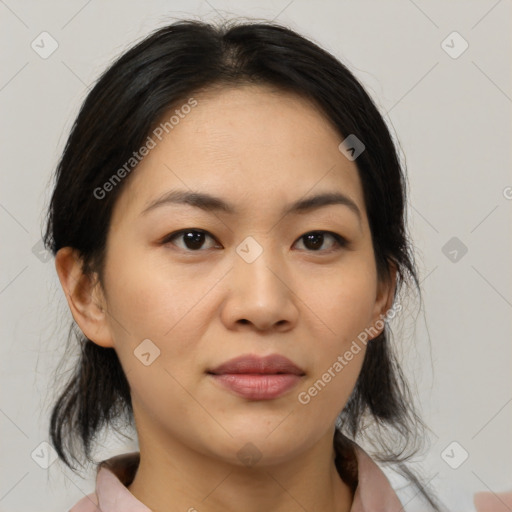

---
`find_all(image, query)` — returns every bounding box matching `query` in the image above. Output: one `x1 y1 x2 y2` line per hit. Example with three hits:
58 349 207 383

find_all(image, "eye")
293 231 347 252
161 229 348 253
162 229 220 251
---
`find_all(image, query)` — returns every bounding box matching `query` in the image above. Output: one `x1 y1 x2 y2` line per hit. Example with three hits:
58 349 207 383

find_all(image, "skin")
56 84 396 512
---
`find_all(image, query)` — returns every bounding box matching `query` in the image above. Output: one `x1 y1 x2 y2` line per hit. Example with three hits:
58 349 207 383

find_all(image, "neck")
127 428 354 512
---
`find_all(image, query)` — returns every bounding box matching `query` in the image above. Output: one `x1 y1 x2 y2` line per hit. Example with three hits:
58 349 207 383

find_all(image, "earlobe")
54 247 114 348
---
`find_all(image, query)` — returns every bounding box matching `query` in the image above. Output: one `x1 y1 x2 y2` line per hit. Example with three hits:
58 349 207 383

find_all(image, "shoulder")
67 452 147 512
351 444 405 511
68 492 99 512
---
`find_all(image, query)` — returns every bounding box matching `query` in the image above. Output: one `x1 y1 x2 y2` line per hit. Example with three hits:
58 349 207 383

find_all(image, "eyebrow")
141 189 362 224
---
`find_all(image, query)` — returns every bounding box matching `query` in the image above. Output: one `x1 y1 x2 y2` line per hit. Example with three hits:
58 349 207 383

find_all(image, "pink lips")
207 354 305 400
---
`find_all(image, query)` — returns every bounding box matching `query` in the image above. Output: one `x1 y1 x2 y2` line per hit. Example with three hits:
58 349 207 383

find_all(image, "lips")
207 354 305 400
207 353 305 376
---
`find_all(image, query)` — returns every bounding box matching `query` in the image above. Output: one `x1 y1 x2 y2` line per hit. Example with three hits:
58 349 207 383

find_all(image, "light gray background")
1 1 511 511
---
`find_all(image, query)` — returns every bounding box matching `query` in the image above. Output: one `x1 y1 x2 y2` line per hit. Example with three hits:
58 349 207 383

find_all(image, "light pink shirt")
68 446 512 512
68 445 404 511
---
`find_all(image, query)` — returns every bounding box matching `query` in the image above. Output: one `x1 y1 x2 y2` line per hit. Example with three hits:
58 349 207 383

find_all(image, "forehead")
113 85 366 223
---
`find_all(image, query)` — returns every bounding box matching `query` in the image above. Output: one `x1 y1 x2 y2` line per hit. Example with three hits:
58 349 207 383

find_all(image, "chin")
208 429 314 468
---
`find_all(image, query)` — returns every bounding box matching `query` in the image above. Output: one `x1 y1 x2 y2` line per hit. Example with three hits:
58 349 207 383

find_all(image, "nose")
220 242 299 333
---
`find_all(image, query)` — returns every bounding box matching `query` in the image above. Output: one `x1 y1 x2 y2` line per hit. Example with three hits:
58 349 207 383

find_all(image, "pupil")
184 231 204 250
305 232 323 250
181 231 325 251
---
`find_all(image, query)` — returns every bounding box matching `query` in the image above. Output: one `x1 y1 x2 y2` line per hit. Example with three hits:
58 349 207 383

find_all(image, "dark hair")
44 18 441 510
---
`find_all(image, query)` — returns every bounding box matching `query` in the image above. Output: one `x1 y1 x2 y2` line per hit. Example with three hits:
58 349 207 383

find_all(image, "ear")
55 247 114 348
368 261 398 339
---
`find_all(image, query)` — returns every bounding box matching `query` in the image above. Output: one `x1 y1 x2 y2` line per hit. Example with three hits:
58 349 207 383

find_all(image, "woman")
45 19 443 511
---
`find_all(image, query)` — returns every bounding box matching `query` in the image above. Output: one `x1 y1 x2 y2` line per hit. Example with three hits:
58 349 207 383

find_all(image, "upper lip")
208 354 305 376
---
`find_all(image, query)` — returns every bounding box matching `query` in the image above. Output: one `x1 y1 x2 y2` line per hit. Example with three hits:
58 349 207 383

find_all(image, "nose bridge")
233 234 284 295
222 234 298 330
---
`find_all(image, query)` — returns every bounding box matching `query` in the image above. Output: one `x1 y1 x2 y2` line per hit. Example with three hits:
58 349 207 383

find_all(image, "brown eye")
294 231 347 252
162 229 219 251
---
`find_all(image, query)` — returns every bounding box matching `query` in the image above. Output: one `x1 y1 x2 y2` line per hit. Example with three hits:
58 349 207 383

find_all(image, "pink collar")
70 445 403 511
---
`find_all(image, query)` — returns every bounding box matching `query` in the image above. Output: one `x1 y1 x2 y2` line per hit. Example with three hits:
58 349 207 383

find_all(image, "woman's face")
86 85 393 466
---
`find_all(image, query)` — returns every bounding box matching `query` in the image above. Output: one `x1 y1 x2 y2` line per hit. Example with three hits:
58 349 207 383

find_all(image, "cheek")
297 330 367 425
295 261 376 413
104 249 215 341
102 255 210 417
307 259 378 345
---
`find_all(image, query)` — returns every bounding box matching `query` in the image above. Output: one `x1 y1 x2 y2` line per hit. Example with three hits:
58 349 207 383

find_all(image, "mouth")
207 353 305 400
207 353 305 376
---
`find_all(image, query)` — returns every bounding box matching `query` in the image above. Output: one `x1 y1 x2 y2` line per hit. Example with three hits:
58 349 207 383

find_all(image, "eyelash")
160 229 348 254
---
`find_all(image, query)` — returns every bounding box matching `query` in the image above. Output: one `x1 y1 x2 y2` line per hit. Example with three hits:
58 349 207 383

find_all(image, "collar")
72 444 403 511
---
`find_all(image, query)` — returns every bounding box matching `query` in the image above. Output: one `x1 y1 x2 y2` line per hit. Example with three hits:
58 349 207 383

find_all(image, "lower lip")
209 373 302 400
